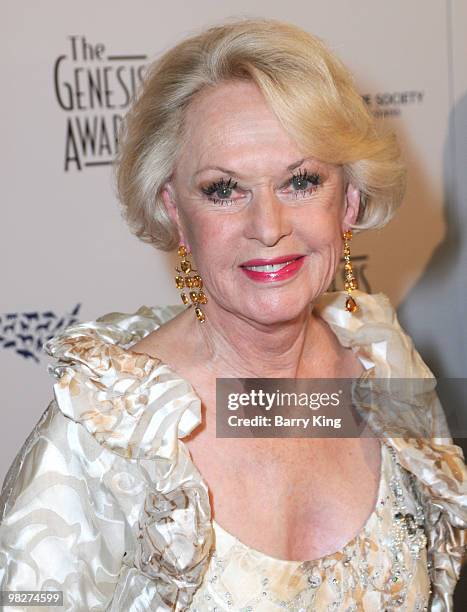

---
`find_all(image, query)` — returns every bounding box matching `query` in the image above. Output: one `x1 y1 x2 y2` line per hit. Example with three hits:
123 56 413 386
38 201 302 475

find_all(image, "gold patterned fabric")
0 290 466 611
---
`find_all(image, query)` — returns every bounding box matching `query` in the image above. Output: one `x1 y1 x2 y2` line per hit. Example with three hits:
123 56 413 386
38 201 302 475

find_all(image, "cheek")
185 215 236 270
178 207 212 250
299 209 343 248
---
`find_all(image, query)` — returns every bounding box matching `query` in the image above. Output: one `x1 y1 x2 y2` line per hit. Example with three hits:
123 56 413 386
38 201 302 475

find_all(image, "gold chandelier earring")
343 230 358 313
175 245 208 322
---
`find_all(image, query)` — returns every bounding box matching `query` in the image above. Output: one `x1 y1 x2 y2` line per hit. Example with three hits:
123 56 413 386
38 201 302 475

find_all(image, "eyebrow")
193 158 310 178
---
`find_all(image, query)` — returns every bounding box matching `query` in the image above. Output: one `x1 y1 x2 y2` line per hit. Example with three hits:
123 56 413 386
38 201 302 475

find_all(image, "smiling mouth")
240 254 304 270
239 255 305 282
242 259 299 272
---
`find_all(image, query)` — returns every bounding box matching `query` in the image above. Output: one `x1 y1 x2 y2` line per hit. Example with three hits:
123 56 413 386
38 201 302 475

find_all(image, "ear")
161 182 190 250
342 183 361 230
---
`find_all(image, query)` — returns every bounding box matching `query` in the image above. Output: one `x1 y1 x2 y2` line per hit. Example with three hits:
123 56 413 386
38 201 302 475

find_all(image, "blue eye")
202 177 238 203
290 169 321 192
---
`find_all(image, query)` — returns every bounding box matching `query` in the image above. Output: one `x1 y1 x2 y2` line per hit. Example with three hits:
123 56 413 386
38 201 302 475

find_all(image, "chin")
242 298 310 326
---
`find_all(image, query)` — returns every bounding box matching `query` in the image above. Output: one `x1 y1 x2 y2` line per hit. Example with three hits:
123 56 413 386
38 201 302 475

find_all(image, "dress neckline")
119 306 382 566
209 412 386 567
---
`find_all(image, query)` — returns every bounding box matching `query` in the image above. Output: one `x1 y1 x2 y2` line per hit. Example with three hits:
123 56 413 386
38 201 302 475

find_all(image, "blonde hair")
116 17 406 250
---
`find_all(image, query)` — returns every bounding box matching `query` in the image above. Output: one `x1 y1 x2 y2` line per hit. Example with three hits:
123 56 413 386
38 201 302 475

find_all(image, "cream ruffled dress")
0 291 466 611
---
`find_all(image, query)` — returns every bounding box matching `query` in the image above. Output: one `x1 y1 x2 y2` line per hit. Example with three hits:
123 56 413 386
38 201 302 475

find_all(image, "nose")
244 188 292 247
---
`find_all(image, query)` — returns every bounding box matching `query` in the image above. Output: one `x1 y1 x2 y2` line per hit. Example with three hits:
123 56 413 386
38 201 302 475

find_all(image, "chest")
184 423 382 561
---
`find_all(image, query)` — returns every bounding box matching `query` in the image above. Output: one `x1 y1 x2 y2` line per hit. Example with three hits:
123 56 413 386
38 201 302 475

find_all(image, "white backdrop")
2 1 466 486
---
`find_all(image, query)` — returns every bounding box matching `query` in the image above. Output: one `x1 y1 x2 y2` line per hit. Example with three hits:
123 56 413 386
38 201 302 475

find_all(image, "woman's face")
162 80 360 325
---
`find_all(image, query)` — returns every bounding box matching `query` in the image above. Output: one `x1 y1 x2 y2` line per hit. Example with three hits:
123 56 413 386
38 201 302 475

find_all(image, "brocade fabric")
0 290 466 611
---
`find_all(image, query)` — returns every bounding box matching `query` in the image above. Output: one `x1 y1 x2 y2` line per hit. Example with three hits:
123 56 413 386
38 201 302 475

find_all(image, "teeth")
244 260 294 272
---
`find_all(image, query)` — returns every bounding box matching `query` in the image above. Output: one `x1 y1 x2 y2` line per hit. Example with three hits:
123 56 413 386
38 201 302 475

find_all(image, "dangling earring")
175 245 208 322
343 230 358 313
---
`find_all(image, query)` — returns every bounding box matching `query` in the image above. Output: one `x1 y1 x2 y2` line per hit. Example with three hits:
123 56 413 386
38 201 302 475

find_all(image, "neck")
192 301 328 379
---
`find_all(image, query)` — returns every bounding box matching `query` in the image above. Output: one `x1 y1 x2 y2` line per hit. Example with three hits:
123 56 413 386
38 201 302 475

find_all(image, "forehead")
178 80 306 173
185 80 275 127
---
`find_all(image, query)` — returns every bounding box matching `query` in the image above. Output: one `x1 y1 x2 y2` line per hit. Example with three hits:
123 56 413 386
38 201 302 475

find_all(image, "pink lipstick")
240 254 305 283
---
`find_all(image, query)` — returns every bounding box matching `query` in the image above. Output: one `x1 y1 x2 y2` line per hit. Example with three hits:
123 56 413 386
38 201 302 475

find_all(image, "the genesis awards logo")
54 36 147 171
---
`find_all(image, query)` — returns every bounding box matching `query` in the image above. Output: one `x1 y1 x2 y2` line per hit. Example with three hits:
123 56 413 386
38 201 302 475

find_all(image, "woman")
1 17 466 611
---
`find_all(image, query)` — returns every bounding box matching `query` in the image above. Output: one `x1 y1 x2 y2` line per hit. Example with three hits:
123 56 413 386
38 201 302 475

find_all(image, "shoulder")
316 289 395 317
315 290 405 339
43 304 202 462
316 289 413 339
318 293 467 607
315 290 433 378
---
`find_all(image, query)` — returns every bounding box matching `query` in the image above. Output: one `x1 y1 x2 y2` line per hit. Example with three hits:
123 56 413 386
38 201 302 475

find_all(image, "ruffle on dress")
315 291 467 611
44 291 467 611
44 306 213 610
